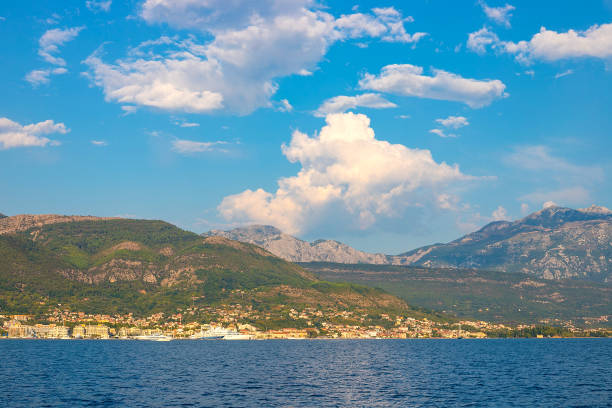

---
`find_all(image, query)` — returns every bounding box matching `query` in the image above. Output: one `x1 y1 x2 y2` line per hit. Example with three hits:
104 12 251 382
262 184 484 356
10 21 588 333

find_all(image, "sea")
1 338 610 407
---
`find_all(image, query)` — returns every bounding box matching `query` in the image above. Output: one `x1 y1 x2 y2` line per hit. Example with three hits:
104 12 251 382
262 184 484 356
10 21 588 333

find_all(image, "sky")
1 0 611 254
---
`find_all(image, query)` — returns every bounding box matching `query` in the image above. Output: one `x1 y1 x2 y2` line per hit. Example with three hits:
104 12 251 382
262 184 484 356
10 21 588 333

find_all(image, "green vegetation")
303 262 612 327
0 219 433 322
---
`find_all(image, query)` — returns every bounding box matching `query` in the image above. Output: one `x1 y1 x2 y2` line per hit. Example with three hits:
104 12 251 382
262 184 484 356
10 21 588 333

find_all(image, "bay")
1 339 611 407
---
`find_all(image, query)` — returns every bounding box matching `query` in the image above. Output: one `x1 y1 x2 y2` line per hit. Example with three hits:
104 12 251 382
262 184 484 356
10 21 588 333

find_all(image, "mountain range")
206 205 612 282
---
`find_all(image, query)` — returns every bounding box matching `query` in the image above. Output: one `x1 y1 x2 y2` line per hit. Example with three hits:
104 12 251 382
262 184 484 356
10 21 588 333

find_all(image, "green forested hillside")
0 218 422 321
304 262 612 327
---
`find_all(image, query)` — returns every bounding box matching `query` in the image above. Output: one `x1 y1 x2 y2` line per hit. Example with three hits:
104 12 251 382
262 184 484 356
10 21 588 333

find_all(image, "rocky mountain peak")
204 224 389 264
519 205 609 228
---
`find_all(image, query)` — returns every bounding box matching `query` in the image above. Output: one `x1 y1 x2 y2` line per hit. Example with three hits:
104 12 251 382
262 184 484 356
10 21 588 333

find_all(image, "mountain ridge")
205 224 389 264
206 205 612 282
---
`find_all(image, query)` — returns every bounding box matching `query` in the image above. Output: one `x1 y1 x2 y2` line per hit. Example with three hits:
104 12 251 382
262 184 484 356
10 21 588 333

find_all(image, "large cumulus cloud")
219 112 475 234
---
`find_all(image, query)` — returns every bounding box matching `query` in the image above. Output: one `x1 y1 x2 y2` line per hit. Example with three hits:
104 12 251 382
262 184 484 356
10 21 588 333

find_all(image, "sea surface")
1 338 611 407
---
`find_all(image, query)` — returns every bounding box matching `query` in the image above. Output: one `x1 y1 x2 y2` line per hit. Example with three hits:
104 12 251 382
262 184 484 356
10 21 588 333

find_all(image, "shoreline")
1 336 610 341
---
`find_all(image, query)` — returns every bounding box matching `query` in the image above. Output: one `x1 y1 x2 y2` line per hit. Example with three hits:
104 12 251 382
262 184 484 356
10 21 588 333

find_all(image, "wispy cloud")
506 145 603 181
171 139 229 154
25 67 67 86
277 99 293 113
38 26 84 66
429 128 457 138
435 116 469 129
172 118 200 128
479 1 515 28
315 93 396 117
519 186 591 207
554 69 574 79
86 0 112 12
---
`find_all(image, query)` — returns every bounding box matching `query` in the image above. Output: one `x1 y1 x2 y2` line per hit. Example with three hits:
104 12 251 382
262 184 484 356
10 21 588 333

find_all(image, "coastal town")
2 302 608 340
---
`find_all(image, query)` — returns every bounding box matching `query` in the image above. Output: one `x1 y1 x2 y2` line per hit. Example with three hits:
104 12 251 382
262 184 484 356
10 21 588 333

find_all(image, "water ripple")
1 339 611 407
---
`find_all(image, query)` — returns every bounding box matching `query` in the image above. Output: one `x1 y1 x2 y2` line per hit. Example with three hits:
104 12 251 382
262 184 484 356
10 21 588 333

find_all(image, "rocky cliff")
399 205 612 282
0 214 119 235
204 225 389 264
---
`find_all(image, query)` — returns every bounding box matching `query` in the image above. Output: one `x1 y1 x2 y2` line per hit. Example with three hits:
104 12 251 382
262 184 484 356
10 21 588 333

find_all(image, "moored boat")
191 326 251 340
134 333 173 341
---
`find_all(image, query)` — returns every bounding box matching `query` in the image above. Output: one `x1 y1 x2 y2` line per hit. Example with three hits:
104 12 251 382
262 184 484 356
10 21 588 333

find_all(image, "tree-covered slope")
304 262 611 327
0 217 417 319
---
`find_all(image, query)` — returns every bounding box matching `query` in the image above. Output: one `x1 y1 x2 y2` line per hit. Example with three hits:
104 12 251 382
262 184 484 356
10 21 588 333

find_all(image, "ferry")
134 333 173 341
191 326 252 340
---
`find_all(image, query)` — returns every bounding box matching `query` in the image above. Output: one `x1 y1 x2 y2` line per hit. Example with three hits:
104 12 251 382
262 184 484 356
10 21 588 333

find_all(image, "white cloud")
219 112 475 235
315 93 396 116
429 129 457 138
508 146 602 210
38 27 84 66
121 105 138 115
543 201 557 209
45 14 60 25
554 69 574 79
0 117 68 149
91 140 108 146
505 145 603 181
84 52 226 113
86 0 112 12
336 7 426 43
140 0 313 32
278 99 293 112
86 3 426 114
467 27 500 54
508 23 612 63
171 139 228 154
491 205 508 220
25 67 67 86
172 118 200 127
479 1 515 28
436 115 469 129
359 64 508 108
521 187 590 207
468 23 612 64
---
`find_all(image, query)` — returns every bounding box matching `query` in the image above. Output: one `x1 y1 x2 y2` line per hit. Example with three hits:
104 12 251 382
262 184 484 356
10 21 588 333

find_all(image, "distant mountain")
204 225 389 264
206 205 612 282
0 215 410 317
400 205 612 282
0 213 6 219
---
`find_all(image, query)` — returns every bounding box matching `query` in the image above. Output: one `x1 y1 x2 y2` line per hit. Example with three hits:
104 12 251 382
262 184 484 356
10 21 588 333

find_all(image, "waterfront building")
85 325 110 339
7 322 35 338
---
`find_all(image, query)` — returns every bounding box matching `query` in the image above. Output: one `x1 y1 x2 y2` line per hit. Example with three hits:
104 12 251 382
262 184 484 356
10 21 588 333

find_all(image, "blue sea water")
1 339 611 407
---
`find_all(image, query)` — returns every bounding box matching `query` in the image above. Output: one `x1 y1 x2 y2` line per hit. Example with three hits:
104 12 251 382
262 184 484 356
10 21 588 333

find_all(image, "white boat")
222 333 253 340
134 333 173 341
191 326 251 340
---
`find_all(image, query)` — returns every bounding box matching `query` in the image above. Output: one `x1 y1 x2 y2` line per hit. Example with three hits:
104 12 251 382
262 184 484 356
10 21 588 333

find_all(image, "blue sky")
1 0 611 253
